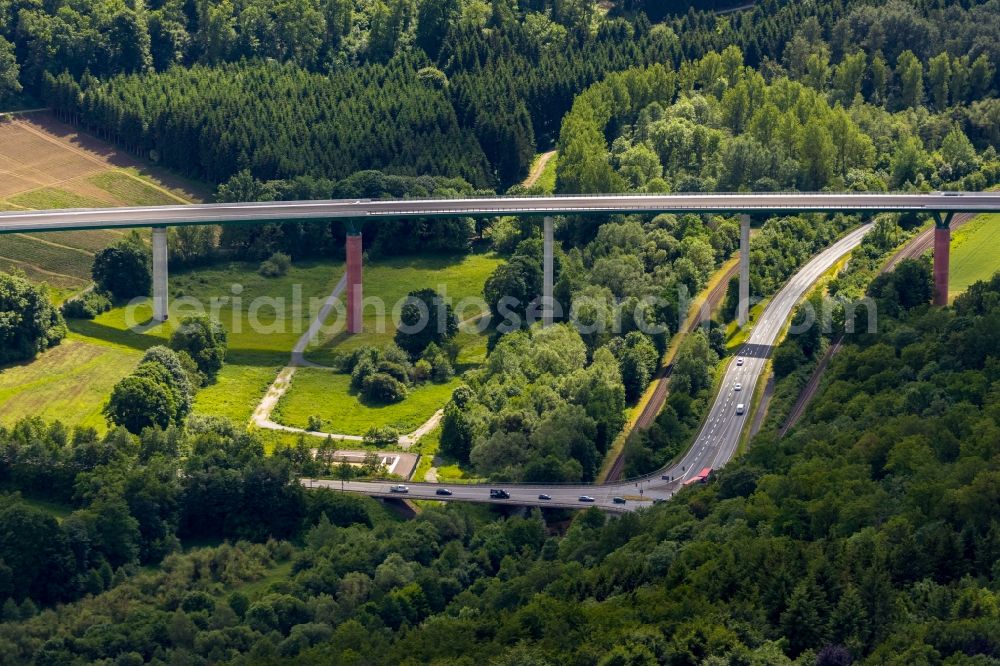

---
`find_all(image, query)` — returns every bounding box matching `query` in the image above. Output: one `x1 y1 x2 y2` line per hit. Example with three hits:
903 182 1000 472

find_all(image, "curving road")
604 258 740 482
308 223 875 511
3 193 991 510
1 193 999 234
781 213 975 435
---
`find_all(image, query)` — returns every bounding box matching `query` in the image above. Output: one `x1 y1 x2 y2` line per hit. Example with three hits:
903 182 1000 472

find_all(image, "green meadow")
272 371 462 435
2 253 499 438
304 252 500 361
0 260 344 432
273 252 500 436
949 213 1000 300
0 335 142 431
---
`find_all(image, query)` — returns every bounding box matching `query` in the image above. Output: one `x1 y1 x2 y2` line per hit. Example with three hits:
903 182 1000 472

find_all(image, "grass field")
28 229 126 253
273 371 461 435
1 254 495 435
304 252 500 362
534 152 558 193
60 260 346 431
0 257 84 292
87 170 188 206
275 252 499 437
0 336 143 430
411 427 441 481
81 260 345 355
0 233 95 278
194 364 285 426
949 213 1000 299
0 257 343 432
7 187 116 210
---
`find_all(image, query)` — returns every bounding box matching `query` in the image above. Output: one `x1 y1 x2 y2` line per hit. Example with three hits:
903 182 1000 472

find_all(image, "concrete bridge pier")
933 212 954 306
543 216 554 327
738 214 750 327
346 232 363 334
152 226 169 322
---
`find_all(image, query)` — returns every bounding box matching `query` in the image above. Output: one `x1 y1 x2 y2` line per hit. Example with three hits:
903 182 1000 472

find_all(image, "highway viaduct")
3 193 1000 510
1 193 998 326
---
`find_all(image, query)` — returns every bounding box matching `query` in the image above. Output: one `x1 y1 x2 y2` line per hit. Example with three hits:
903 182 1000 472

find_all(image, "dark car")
538 494 551 500
435 488 453 496
578 495 595 503
489 489 510 499
613 497 626 504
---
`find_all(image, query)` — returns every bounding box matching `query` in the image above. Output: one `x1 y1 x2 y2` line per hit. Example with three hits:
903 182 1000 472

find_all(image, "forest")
1 0 1000 662
1 263 999 664
6 0 997 191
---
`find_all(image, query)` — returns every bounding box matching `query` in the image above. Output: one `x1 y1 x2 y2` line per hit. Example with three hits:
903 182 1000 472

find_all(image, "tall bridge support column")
543 216 554 327
738 214 750 327
933 212 954 307
346 233 363 334
152 226 169 322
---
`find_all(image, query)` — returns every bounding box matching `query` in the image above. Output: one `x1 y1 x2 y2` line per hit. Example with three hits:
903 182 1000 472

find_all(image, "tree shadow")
68 319 164 351
67 319 292 369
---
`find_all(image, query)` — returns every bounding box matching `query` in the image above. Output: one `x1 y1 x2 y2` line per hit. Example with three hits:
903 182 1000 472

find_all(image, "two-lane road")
309 223 875 510
307 480 635 513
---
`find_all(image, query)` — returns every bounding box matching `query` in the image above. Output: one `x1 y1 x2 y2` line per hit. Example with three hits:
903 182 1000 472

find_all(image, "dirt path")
250 273 445 450
884 214 972 271
291 275 347 367
523 151 556 189
779 213 974 435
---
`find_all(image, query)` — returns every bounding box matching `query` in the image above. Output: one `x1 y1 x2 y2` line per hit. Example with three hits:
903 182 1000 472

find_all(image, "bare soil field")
0 112 207 289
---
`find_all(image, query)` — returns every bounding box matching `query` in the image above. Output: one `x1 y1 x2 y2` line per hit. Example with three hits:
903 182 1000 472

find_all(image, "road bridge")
3 193 999 509
2 193 997 322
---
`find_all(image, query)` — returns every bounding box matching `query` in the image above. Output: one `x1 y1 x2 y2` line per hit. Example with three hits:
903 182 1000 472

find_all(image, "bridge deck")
2 193 1000 234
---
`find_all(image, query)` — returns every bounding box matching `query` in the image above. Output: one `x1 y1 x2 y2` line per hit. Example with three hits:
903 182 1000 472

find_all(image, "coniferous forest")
0 0 1000 663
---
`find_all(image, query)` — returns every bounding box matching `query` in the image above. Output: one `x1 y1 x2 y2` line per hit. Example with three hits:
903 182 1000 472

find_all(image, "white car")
734 382 742 391
736 357 744 366
736 403 745 415
389 484 409 493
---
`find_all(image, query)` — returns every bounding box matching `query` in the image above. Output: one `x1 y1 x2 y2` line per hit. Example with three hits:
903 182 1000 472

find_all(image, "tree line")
0 272 66 365
0 416 308 609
